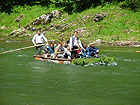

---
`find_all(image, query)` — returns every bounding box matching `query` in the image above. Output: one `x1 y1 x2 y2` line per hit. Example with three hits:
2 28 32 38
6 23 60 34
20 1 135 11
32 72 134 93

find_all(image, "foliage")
0 0 126 14
11 5 32 13
72 56 117 66
120 0 140 12
50 0 96 14
121 0 140 12
1 0 139 14
0 3 140 41
0 0 51 13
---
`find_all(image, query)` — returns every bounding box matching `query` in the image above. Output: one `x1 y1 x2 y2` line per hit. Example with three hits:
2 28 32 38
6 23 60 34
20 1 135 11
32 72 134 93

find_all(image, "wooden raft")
33 55 72 64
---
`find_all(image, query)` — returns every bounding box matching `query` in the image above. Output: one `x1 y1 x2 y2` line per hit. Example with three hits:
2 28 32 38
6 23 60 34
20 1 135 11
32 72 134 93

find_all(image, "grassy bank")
0 5 57 39
0 3 140 42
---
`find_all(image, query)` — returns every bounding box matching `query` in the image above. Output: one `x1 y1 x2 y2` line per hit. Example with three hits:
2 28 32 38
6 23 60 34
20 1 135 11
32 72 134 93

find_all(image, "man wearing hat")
87 43 99 57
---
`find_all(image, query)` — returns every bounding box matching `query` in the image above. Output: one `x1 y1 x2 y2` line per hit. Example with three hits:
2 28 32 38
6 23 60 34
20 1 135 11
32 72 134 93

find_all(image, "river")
0 41 140 105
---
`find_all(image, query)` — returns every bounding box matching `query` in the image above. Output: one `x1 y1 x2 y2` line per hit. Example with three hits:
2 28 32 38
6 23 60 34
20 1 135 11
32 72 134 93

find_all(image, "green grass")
0 3 140 42
0 5 58 38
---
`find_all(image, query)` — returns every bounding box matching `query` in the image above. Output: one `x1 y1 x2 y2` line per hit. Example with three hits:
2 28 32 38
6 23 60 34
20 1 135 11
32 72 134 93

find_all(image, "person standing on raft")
32 29 48 55
69 31 85 59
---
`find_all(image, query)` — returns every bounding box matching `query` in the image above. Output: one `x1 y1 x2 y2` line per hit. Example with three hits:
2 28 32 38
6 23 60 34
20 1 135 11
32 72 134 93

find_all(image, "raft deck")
33 55 72 64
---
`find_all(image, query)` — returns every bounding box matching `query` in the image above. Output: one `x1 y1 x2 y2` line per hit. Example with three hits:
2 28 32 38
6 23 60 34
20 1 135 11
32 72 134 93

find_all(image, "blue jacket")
81 48 90 57
49 46 54 53
86 46 99 56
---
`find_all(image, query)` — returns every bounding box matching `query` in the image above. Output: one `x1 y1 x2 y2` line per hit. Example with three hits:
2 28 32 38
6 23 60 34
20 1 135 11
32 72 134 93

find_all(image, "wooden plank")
34 56 72 64
59 61 64 64
33 55 72 61
34 57 41 61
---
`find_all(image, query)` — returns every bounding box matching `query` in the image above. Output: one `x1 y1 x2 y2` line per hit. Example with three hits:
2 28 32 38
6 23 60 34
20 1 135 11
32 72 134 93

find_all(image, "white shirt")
32 33 48 44
69 35 83 49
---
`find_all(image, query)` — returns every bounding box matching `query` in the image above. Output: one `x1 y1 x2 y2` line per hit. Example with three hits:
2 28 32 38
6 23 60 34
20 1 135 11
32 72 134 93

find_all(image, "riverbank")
0 2 140 44
0 38 140 47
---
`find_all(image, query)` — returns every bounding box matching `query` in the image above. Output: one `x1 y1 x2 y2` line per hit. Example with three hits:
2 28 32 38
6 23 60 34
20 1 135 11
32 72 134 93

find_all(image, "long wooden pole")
0 44 44 54
0 40 55 55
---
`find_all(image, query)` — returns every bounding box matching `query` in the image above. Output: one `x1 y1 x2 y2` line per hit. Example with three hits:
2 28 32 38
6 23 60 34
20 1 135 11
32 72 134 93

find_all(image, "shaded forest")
0 0 140 14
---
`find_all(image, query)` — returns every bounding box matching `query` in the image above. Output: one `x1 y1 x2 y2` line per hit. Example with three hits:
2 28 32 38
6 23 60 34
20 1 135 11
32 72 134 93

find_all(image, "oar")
0 44 44 54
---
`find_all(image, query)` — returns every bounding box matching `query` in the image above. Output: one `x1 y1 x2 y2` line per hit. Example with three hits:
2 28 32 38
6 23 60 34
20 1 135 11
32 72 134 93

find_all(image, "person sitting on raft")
48 43 55 53
62 42 71 59
32 29 48 56
81 43 89 58
86 43 99 57
69 31 85 59
53 42 63 58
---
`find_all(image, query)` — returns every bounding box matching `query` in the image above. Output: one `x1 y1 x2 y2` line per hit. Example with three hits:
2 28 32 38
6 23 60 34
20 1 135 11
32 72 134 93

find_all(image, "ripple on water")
32 66 48 72
122 59 135 62
20 94 27 96
84 62 117 67
112 72 127 76
17 54 28 57
17 64 24 65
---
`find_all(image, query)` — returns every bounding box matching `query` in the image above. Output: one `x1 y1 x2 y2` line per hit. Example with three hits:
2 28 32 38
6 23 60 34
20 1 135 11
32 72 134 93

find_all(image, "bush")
72 57 117 66
121 0 140 11
0 0 126 14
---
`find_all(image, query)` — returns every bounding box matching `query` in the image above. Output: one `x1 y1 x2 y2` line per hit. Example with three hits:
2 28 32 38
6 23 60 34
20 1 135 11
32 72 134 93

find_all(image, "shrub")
72 57 117 66
121 0 140 11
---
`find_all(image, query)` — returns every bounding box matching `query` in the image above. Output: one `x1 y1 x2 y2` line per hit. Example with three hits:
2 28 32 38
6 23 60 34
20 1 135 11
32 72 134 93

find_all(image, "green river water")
0 41 140 105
